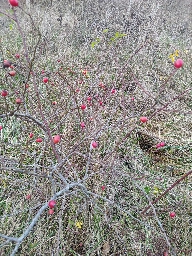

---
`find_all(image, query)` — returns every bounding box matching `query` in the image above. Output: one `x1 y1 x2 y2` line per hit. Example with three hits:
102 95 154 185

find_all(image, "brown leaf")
102 241 110 256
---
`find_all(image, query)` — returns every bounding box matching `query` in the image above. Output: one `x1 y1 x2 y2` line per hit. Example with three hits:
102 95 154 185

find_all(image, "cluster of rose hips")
156 141 166 148
48 200 56 215
29 134 61 144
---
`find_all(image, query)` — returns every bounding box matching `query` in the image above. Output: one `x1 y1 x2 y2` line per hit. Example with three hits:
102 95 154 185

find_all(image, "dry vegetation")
0 0 192 255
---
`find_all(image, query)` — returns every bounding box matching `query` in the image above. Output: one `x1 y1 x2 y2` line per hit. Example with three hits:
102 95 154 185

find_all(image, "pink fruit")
9 0 18 6
9 70 16 76
41 70 45 74
52 101 57 105
29 133 34 138
53 135 61 144
1 90 8 97
87 96 91 101
25 84 29 88
36 138 43 143
99 82 105 88
82 69 87 75
92 141 98 148
49 209 54 215
15 53 20 58
174 59 184 68
48 200 56 208
80 122 85 128
163 251 168 256
15 98 22 104
156 141 166 149
99 101 103 106
0 125 2 130
160 141 165 147
81 104 86 110
169 212 176 218
26 194 31 200
111 89 116 94
3 60 11 68
10 65 14 69
140 116 148 123
43 77 48 83
101 186 106 191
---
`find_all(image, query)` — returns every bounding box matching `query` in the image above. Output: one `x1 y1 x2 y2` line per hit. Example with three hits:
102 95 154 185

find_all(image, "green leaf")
103 28 109 33
144 186 151 194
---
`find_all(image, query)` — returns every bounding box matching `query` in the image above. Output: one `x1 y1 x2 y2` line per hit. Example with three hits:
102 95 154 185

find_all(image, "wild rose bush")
0 0 192 255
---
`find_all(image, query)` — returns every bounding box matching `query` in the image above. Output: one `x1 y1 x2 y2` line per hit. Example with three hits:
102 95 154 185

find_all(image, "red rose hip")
53 135 61 144
9 0 19 6
92 141 98 148
43 77 49 83
169 212 176 218
1 90 8 97
36 138 43 143
140 116 148 123
174 59 184 68
48 200 56 208
15 98 22 104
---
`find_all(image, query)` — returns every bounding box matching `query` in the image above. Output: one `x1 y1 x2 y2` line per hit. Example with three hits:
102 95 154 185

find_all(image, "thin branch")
0 11 16 21
0 112 46 131
141 170 192 215
0 234 18 243
133 181 171 250
0 167 48 178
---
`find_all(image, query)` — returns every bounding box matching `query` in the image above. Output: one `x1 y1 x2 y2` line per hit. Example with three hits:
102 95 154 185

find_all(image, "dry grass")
0 0 192 255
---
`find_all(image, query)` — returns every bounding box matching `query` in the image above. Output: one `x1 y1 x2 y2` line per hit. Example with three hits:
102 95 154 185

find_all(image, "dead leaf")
102 241 110 256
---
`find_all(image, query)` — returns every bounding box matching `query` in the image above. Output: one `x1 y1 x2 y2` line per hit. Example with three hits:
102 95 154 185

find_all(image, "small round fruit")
81 104 86 110
9 0 19 6
15 53 20 58
1 90 8 97
101 186 106 191
111 89 116 94
82 69 87 75
52 101 57 105
169 212 176 218
140 116 148 123
80 122 85 128
3 60 11 68
15 98 22 104
174 59 184 68
53 135 61 144
26 194 31 200
43 77 49 83
48 200 56 208
49 209 54 215
0 125 2 130
160 141 166 147
156 143 161 149
9 70 16 76
92 141 98 148
29 133 34 138
36 138 43 143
